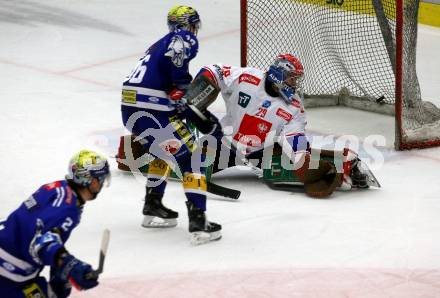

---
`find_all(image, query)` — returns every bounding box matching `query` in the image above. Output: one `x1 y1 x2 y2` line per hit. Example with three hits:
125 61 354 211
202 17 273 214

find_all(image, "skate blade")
190 231 222 246
142 216 177 228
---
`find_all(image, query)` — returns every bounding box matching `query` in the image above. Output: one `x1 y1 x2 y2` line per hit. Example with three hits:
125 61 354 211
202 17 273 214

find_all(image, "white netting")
243 0 440 149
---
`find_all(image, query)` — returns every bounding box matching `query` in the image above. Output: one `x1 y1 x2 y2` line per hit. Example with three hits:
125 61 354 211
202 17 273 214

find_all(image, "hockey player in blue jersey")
0 150 110 297
120 5 221 245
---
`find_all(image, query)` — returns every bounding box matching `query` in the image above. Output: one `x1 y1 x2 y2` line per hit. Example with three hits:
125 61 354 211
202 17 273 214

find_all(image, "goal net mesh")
242 0 440 149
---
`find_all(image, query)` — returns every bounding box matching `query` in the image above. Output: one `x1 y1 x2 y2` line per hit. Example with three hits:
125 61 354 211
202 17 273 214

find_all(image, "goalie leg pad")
116 135 148 171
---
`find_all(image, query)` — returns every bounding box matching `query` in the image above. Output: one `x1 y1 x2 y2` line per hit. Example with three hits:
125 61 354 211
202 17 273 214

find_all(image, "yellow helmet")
67 150 110 187
167 5 201 34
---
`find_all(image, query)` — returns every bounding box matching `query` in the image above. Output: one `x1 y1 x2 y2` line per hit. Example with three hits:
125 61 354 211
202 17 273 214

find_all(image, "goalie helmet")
67 150 110 187
167 5 201 35
266 54 304 103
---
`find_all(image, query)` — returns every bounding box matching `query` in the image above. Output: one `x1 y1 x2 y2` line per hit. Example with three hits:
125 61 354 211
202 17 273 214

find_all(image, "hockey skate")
186 201 222 245
142 190 178 228
352 158 381 188
339 149 381 190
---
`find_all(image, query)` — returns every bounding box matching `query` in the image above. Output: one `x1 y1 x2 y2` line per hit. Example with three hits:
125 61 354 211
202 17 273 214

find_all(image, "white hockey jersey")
203 64 307 154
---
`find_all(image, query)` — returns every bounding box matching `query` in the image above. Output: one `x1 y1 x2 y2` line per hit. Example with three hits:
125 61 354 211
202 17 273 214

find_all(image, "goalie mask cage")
241 0 440 150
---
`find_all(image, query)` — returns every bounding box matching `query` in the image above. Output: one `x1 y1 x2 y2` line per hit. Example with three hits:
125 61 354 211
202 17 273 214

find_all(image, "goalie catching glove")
293 154 342 198
303 159 342 198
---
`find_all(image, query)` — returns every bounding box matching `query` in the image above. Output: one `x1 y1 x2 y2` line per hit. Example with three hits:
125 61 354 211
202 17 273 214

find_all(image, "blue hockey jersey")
121 29 199 114
0 180 82 283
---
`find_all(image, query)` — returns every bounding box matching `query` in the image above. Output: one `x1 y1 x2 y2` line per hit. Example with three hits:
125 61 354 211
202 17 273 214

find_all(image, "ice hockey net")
241 0 440 149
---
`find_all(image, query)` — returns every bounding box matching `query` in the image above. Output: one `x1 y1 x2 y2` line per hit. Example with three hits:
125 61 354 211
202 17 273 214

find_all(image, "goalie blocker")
181 73 221 134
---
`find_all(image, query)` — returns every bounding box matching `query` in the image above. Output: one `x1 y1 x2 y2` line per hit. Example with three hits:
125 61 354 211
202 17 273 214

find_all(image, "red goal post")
241 0 440 150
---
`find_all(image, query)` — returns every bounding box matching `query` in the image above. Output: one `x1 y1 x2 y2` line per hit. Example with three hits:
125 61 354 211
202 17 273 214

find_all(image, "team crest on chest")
257 122 269 133
165 35 191 67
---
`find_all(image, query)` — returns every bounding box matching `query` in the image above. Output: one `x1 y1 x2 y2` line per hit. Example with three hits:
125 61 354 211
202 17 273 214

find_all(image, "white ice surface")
1 1 440 297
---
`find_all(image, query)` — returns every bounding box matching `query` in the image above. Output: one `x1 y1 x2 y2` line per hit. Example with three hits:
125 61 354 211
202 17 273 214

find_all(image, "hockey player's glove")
293 153 341 198
49 268 72 298
169 88 185 101
184 108 223 139
303 159 342 198
54 253 99 291
203 110 223 140
169 88 188 114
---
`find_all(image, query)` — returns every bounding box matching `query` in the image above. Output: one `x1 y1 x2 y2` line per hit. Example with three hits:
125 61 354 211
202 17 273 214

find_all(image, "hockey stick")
86 229 110 279
207 181 241 200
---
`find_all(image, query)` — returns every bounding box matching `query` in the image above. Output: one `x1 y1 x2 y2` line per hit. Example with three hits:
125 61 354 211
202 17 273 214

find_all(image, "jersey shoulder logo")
222 65 232 77
238 92 251 108
165 35 190 67
238 73 261 86
212 64 224 80
44 181 62 190
65 187 73 205
24 195 38 210
276 108 293 121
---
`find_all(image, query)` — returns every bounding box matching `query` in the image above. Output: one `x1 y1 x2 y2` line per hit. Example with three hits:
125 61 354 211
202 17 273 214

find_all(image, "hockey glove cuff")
29 223 64 266
49 268 72 298
54 253 99 291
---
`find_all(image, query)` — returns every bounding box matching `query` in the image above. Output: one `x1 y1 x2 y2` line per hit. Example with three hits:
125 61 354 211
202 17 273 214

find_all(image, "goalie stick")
86 229 110 279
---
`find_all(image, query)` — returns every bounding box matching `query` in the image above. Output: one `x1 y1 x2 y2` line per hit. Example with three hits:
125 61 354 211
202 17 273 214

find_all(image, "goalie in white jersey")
200 55 308 156
181 54 378 198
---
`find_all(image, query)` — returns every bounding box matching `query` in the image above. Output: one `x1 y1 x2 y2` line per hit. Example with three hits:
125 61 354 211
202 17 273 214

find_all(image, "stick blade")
207 181 241 200
97 229 110 274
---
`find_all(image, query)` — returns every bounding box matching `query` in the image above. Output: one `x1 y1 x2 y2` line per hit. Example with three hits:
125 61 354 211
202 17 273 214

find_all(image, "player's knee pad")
183 173 208 210
182 173 207 193
148 159 170 178
21 276 49 298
